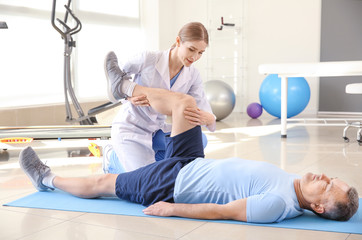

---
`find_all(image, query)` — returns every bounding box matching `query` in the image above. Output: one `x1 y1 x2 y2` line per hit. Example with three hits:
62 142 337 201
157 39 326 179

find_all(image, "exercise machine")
51 0 121 125
0 8 115 156
0 21 8 29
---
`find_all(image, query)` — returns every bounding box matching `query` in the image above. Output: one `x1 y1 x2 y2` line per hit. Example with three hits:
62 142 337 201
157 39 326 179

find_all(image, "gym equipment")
0 125 111 140
259 74 310 118
204 80 236 121
0 137 33 143
0 21 8 29
88 143 101 157
259 61 362 138
343 122 362 145
51 0 121 125
0 125 112 152
6 191 362 234
247 102 263 119
342 83 362 145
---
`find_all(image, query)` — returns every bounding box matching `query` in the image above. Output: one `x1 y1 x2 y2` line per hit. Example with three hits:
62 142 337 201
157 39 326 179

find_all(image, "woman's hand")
143 201 174 216
127 95 150 107
184 107 212 126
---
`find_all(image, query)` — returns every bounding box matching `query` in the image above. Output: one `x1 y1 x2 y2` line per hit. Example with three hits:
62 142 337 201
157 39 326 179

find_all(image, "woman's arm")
143 199 247 221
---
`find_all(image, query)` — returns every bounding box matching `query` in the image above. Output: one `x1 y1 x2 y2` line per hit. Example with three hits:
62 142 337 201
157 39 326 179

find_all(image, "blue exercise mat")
4 190 362 234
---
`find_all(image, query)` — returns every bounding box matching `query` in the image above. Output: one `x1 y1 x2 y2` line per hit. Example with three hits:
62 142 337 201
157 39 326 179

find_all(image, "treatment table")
258 61 362 138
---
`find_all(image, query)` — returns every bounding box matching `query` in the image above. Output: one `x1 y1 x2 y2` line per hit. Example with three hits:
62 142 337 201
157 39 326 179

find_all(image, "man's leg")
20 146 118 198
53 174 117 198
105 51 197 137
133 86 196 137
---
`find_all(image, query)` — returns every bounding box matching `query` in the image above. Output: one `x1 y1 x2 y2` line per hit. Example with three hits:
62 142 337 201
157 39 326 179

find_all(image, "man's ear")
311 203 325 214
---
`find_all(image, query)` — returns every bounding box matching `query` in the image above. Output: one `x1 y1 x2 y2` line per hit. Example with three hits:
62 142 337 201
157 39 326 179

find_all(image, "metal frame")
51 0 121 125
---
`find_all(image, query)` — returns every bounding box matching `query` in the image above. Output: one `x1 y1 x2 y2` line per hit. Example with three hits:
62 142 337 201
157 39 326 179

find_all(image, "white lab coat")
111 49 215 171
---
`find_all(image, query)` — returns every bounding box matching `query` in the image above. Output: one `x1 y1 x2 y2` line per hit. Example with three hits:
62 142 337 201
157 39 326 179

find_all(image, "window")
0 0 143 108
79 0 139 18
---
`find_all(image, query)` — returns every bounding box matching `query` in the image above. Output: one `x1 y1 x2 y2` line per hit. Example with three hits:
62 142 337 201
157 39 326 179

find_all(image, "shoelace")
108 56 131 80
111 65 131 80
29 159 49 175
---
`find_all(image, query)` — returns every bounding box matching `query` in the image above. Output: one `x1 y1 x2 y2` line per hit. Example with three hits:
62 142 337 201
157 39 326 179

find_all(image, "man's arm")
143 199 247 221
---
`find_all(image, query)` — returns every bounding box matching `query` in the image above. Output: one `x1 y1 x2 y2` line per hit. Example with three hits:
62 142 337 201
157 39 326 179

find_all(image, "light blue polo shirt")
173 157 303 223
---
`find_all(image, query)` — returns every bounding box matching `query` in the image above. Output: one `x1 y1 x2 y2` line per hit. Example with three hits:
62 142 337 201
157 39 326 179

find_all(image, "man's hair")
314 187 359 221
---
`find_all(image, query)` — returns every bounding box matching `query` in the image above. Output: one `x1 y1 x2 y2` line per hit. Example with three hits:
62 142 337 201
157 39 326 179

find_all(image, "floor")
0 113 361 240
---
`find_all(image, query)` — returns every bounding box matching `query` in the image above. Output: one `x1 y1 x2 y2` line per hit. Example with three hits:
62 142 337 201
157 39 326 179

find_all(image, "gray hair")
315 187 359 221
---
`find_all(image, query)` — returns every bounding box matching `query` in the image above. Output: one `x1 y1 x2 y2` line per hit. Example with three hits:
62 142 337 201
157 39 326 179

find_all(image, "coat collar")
155 49 171 88
155 48 189 90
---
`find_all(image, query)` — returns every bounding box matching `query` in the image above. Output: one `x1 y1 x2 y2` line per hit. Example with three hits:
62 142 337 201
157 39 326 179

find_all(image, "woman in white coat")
105 22 216 173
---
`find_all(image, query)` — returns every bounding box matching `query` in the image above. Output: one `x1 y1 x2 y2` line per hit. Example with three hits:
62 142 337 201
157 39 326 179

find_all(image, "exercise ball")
204 80 236 121
259 74 310 118
247 102 263 119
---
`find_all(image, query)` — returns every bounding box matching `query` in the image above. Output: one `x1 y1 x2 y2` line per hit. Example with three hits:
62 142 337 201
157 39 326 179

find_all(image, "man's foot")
19 147 53 191
104 51 132 103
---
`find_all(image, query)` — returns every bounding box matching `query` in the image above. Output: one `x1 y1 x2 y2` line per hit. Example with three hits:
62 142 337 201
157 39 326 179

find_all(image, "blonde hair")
171 22 209 48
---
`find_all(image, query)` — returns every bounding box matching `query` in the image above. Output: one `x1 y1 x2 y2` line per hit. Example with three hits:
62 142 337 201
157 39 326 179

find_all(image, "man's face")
300 172 350 211
178 40 207 67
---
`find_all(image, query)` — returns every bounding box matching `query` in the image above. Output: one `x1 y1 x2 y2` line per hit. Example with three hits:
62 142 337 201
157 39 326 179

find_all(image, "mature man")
19 54 359 223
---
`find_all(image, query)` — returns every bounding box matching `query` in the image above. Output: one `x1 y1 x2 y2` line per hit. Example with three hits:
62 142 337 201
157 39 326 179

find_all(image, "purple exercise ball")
247 102 263 119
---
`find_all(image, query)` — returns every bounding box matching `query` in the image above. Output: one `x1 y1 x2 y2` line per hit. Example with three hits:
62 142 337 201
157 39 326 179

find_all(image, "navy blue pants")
115 126 204 206
152 129 208 161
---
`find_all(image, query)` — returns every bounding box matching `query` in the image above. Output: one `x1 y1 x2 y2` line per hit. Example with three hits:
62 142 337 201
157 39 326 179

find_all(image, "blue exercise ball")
204 80 236 121
259 74 310 118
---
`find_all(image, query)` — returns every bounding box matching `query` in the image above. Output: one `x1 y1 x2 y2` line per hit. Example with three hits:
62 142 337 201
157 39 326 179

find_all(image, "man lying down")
19 71 359 223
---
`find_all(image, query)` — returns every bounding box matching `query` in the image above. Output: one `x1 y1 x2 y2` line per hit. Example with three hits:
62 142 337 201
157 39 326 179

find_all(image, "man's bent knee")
178 94 197 110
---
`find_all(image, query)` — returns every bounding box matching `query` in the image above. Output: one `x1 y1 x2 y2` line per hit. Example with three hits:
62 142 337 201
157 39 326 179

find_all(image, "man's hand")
128 95 150 106
143 201 174 216
143 199 247 221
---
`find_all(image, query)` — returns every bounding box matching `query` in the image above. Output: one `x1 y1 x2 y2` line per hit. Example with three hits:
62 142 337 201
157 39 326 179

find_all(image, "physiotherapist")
103 22 216 173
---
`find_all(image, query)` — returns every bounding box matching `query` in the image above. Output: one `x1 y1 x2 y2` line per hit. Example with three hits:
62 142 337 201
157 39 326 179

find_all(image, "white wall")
245 0 321 115
142 0 322 114
170 0 209 100
140 0 159 51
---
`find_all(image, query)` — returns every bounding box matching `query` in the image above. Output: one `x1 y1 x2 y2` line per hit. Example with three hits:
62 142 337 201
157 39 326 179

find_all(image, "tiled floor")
1 113 361 240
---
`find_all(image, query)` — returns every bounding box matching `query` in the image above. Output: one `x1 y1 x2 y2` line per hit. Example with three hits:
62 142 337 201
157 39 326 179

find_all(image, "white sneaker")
102 144 113 173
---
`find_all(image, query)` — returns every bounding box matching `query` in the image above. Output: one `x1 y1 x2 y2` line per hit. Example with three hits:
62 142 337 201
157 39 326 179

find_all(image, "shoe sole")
19 151 46 191
102 144 112 174
104 51 120 103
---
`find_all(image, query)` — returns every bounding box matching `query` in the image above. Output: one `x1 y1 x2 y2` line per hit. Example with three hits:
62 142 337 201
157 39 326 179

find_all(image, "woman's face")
177 38 207 67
